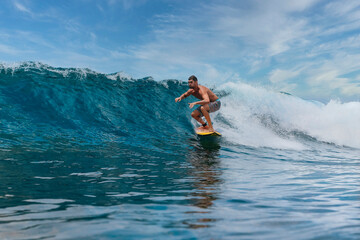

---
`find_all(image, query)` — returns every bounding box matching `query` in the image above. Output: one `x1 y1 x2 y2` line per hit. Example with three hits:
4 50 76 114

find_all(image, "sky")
1 0 360 101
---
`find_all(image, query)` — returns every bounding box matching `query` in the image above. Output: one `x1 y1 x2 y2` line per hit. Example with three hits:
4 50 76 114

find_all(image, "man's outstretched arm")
175 89 194 102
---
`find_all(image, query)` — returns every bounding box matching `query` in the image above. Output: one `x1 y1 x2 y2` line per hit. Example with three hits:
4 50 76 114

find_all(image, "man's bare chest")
192 92 203 100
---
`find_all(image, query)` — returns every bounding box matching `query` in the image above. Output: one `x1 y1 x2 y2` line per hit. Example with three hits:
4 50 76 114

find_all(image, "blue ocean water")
0 62 359 239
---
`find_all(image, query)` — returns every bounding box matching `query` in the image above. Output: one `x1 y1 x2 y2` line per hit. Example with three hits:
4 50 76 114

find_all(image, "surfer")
175 75 221 133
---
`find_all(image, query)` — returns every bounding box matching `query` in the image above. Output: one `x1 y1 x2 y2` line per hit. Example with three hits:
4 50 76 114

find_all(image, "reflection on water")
184 137 222 228
0 136 226 237
1 136 359 239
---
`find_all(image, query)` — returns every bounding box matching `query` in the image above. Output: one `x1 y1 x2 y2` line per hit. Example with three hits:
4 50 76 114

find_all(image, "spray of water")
213 82 360 149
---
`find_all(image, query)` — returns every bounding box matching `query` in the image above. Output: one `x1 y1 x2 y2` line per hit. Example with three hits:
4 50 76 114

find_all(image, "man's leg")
191 109 206 126
200 104 214 132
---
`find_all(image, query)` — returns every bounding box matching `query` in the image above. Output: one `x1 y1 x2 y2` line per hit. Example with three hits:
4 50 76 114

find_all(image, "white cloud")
205 0 318 56
105 0 360 100
125 0 323 80
324 0 360 18
13 1 32 14
4 0 360 101
339 84 360 96
107 0 148 10
0 43 22 55
120 0 323 84
300 53 360 98
269 69 300 83
16 31 55 49
310 34 360 56
0 30 56 57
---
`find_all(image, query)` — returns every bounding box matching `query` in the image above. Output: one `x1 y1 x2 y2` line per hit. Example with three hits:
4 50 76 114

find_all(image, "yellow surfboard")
195 130 221 137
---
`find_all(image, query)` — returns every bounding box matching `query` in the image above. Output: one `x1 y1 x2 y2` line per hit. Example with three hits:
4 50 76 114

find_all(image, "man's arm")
188 91 210 108
191 91 210 105
175 89 194 102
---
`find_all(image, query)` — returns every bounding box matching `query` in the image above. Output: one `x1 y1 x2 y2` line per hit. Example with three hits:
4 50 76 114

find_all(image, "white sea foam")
0 61 127 80
106 71 133 81
214 82 360 149
0 61 91 78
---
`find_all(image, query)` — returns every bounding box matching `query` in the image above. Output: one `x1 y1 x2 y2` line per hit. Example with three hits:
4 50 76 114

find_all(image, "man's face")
188 80 197 89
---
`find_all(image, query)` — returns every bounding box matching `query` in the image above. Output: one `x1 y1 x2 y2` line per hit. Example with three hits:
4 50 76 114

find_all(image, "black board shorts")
196 99 221 117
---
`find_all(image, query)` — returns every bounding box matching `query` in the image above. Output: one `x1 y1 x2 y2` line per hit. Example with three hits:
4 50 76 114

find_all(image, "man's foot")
197 125 209 131
196 126 215 133
207 128 215 133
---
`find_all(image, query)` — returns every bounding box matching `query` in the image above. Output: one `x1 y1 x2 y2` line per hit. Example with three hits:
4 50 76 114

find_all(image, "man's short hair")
188 75 198 81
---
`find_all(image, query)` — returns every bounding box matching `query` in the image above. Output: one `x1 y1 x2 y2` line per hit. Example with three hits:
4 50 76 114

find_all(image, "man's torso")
191 85 218 102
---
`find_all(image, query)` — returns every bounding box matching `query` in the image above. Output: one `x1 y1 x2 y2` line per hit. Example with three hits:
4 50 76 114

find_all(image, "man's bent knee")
200 105 209 113
191 110 200 118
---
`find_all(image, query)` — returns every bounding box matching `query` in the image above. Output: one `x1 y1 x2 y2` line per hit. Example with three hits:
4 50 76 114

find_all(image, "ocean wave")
0 62 191 149
216 82 360 149
1 62 359 149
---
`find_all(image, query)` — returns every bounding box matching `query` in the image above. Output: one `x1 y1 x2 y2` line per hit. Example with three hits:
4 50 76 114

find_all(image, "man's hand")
175 97 181 102
189 102 196 109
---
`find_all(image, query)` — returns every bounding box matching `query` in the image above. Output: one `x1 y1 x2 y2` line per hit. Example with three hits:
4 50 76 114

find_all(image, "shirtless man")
175 75 221 132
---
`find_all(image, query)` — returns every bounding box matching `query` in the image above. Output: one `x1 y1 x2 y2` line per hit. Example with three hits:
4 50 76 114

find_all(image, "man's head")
188 75 198 89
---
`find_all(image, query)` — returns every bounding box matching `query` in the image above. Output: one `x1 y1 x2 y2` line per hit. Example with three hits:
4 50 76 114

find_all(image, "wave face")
0 62 192 150
1 62 359 150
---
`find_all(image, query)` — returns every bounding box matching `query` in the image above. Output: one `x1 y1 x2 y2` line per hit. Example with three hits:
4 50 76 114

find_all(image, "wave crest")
216 82 360 149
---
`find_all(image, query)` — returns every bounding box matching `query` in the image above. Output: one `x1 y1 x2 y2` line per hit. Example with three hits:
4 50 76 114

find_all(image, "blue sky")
1 0 360 101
